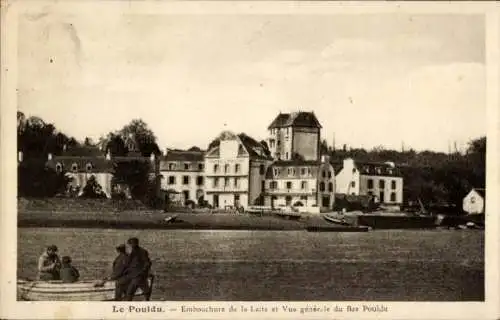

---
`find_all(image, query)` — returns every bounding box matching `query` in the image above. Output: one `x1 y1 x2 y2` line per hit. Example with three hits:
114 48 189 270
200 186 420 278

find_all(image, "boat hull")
17 277 152 301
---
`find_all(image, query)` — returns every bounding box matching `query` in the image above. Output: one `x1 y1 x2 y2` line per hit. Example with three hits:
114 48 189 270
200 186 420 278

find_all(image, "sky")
17 12 485 153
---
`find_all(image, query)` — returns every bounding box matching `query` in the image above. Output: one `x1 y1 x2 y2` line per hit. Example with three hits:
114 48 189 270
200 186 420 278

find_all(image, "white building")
204 131 272 209
159 149 205 205
462 188 485 215
335 158 403 205
263 155 335 212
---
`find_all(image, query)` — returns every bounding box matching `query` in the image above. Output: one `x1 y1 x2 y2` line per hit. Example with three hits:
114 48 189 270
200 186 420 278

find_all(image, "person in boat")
121 237 152 301
110 244 129 301
37 245 61 281
59 256 80 283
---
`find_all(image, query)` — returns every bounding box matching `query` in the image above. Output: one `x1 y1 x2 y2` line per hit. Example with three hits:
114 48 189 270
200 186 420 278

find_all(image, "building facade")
263 156 335 211
44 144 159 199
463 188 485 215
159 149 205 205
334 158 403 205
204 131 272 209
267 112 322 161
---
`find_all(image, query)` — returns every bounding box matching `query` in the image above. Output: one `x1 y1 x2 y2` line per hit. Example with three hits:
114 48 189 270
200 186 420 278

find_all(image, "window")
261 181 265 191
379 180 385 189
224 164 229 173
351 181 356 188
328 171 332 178
270 140 275 148
86 163 92 172
214 178 219 187
196 176 203 186
367 191 373 196
286 181 292 189
367 179 374 189
168 163 176 170
235 164 240 173
270 181 277 189
391 180 396 190
352 168 356 174
322 170 326 178
285 152 289 159
224 177 229 187
276 153 281 160
183 176 189 185
56 163 63 173
300 195 307 200
286 128 289 135
301 181 307 190
328 182 333 192
300 168 306 175
168 176 176 185
259 164 265 175
376 167 381 174
71 163 78 172
184 163 190 170
390 192 396 202
388 168 394 175
198 163 204 171
213 164 219 173
319 182 325 192
273 168 280 176
307 168 311 176
234 177 239 187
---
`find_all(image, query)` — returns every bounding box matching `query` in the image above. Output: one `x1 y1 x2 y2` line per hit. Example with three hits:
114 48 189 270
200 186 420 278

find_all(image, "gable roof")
237 133 273 160
161 150 204 162
333 159 402 177
472 188 485 198
268 112 322 129
46 156 114 173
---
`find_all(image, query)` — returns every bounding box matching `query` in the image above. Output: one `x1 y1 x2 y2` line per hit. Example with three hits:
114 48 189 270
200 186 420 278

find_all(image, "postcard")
1 0 498 319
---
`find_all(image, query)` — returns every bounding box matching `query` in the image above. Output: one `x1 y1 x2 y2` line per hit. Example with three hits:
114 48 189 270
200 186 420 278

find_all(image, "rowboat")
17 276 154 301
323 214 351 226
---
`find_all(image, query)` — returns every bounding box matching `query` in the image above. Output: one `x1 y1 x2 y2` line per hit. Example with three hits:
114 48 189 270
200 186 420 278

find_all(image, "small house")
462 188 485 215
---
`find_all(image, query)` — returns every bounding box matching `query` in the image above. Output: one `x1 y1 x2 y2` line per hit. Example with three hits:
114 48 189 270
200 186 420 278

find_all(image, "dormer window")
184 163 190 170
168 163 176 171
71 163 78 172
352 168 356 174
376 167 381 174
55 163 63 173
198 163 204 171
273 168 280 176
214 164 219 173
86 163 93 172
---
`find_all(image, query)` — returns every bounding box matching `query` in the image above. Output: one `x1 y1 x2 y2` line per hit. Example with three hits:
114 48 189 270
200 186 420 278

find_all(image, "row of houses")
18 111 408 212
157 112 404 212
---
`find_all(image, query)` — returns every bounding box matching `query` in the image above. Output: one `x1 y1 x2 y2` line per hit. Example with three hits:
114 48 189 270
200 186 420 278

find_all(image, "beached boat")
17 276 154 301
323 214 351 226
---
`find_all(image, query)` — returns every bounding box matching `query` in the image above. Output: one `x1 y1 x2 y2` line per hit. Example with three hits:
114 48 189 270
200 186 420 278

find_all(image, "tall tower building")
267 111 322 161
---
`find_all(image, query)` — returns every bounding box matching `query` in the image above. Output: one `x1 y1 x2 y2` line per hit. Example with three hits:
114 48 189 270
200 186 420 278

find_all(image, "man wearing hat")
37 245 61 281
122 237 152 301
109 244 129 300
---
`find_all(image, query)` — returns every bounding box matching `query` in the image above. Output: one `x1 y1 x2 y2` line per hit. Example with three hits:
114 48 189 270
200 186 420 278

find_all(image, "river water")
17 228 484 301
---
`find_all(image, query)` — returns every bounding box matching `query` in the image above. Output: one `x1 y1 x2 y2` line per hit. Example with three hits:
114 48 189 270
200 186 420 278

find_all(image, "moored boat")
323 214 351 226
17 276 154 301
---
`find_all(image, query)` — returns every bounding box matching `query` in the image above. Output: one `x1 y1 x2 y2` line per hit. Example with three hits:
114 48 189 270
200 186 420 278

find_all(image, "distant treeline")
320 138 486 209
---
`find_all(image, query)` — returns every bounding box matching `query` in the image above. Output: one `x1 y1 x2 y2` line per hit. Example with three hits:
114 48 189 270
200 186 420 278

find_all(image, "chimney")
321 154 330 163
18 151 23 162
47 153 52 161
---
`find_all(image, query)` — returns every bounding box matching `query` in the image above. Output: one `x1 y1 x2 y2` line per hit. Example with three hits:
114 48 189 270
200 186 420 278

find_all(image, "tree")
188 146 202 152
106 134 128 156
118 119 160 156
80 176 106 198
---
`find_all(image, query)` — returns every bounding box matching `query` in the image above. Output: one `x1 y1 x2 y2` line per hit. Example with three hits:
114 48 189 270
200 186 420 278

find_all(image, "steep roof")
265 160 320 179
46 156 114 174
161 150 204 162
332 159 402 177
268 112 322 129
473 188 485 198
237 133 273 160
